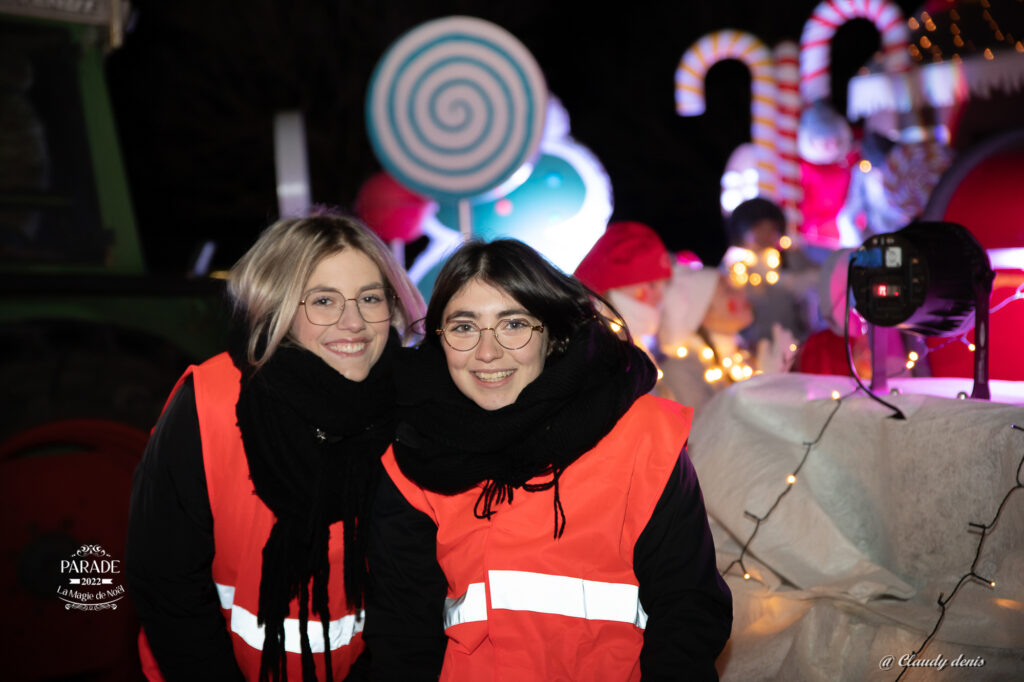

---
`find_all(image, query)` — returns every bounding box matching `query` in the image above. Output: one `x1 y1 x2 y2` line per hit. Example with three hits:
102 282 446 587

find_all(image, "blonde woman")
127 212 424 681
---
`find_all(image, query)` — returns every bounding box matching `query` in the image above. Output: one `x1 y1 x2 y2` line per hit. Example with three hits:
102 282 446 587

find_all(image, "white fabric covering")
688 374 1024 680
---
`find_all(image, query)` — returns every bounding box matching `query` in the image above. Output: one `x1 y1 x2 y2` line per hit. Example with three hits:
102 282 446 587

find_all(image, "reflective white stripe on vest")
443 571 648 630
444 582 487 629
215 581 363 653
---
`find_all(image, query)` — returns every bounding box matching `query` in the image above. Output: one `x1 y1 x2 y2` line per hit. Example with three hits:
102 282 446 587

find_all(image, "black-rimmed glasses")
437 318 544 351
300 288 394 325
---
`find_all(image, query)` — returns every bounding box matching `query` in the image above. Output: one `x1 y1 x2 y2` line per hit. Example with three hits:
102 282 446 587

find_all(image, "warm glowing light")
735 271 749 286
779 235 792 249
730 365 745 381
789 343 798 352
675 346 688 359
990 581 996 588
732 262 747 275
722 357 733 368
741 250 757 267
968 343 976 351
921 11 930 21
701 346 715 361
1017 42 1024 53
749 273 762 286
908 17 919 30
984 48 994 60
906 360 916 370
742 365 753 379
909 351 919 361
920 36 932 49
859 159 873 173
704 368 724 382
743 572 751 580
766 270 779 285
950 9 960 22
951 24 960 36
609 321 622 333
831 390 841 400
925 20 936 32
995 30 1004 41
954 35 965 48
786 474 796 485
764 249 781 269
657 368 664 381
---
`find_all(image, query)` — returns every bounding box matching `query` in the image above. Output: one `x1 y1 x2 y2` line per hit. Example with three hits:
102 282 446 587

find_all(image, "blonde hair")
228 213 426 367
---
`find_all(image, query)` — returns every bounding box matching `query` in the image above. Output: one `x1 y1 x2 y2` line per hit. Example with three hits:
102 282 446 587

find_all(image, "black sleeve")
363 472 448 681
125 375 245 682
634 450 733 681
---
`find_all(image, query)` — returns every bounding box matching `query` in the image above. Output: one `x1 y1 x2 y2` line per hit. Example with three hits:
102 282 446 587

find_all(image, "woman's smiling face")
290 248 391 381
439 278 549 411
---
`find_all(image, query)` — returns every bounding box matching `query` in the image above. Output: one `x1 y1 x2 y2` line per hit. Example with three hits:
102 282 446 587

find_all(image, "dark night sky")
105 0 923 273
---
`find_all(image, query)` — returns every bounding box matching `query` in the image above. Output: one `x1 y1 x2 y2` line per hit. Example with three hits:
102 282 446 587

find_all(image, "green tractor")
1 5 226 679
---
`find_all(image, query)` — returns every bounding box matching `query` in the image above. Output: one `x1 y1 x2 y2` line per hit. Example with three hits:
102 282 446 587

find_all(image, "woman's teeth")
474 370 514 382
328 342 366 353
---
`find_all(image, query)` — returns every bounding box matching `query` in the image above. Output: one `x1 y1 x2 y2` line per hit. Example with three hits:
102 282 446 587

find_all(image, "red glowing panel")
874 283 900 298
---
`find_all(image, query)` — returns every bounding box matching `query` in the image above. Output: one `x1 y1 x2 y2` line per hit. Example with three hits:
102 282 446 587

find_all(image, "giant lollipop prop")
676 29 779 200
366 16 547 239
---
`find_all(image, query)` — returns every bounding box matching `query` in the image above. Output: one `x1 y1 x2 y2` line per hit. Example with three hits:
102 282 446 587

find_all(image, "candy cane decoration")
800 0 911 104
676 30 778 199
774 41 802 230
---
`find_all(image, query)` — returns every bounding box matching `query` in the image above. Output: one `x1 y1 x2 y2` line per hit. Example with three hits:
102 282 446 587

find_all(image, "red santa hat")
573 221 672 293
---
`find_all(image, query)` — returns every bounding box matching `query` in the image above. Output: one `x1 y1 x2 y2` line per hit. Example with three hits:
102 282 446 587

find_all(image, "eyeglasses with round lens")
437 318 545 352
300 288 394 325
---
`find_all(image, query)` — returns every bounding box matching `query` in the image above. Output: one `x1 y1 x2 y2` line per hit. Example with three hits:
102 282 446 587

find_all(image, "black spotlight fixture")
849 221 994 399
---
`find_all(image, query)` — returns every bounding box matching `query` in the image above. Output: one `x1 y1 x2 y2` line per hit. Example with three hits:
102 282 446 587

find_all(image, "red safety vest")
138 352 365 681
383 394 691 682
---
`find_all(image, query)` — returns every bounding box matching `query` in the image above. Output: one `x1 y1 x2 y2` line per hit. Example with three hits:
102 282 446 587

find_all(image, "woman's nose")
336 300 366 330
474 328 503 361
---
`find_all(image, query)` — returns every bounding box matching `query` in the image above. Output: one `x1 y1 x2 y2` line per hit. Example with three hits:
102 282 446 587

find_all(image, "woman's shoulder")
628 393 692 424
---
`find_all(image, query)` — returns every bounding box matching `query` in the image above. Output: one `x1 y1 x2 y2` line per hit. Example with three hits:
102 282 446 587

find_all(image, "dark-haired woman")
127 213 425 681
365 239 731 681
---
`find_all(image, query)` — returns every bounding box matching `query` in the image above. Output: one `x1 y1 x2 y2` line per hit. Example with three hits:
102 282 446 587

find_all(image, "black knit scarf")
392 319 656 538
229 326 399 682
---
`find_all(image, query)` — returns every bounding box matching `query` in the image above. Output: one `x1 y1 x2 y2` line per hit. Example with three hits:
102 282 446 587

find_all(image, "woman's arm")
363 473 448 681
634 451 733 681
126 376 244 681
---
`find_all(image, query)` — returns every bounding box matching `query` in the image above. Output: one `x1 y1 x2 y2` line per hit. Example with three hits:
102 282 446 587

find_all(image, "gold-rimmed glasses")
437 318 544 351
300 288 394 325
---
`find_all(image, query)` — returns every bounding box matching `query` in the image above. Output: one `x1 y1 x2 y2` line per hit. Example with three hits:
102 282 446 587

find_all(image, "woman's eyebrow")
444 309 478 322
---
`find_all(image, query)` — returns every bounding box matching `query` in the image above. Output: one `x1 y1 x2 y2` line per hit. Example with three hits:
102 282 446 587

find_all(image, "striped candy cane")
800 0 911 104
676 30 778 200
774 41 802 230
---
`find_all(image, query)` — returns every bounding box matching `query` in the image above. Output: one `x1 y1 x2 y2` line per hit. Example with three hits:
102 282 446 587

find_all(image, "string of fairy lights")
719 387 849 582
714 394 1022 677
908 0 1024 64
894 423 1024 681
